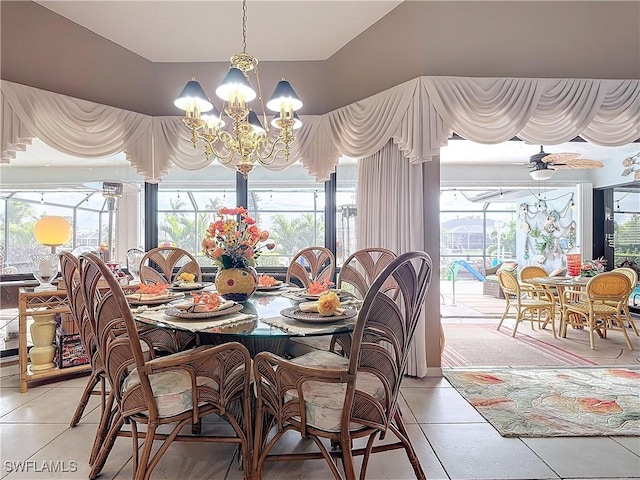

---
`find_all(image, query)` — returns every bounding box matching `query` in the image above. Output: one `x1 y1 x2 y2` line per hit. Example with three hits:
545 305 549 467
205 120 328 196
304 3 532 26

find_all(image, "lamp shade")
174 79 214 113
266 79 303 112
247 111 265 134
529 168 556 181
34 216 72 246
202 104 225 129
215 68 257 103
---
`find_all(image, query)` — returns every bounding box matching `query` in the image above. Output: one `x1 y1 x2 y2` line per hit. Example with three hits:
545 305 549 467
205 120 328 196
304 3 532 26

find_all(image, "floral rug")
443 367 640 437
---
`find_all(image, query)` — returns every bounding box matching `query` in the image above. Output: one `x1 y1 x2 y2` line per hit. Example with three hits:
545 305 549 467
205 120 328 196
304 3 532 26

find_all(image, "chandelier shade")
174 0 303 177
215 67 257 103
266 80 303 112
174 79 213 116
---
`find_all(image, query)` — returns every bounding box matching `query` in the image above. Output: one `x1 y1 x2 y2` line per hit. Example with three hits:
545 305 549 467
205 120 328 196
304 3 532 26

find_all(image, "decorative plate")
126 292 184 306
256 281 284 291
165 302 243 319
169 282 204 292
280 306 357 324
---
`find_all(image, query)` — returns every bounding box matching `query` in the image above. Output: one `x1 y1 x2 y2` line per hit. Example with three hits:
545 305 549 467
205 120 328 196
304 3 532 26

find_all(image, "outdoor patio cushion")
285 350 385 432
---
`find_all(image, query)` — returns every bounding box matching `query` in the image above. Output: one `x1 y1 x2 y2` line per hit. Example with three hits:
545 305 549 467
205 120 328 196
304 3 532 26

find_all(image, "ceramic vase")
29 313 57 371
214 267 258 302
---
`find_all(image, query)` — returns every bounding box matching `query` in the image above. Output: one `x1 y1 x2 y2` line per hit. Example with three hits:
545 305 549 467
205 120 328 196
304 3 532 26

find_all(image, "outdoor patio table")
133 289 359 357
527 276 590 331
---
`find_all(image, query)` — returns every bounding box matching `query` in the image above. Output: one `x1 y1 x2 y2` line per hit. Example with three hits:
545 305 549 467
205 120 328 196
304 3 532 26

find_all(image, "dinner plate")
172 299 235 312
126 292 184 306
169 282 204 292
165 302 243 319
280 306 357 324
256 281 284 292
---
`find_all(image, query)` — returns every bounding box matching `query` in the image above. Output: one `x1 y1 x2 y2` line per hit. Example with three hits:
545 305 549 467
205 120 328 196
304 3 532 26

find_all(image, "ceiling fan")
526 146 604 181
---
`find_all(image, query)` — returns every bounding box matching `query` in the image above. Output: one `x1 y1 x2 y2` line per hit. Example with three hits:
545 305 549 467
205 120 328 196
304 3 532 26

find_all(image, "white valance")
2 77 639 182
1 80 160 181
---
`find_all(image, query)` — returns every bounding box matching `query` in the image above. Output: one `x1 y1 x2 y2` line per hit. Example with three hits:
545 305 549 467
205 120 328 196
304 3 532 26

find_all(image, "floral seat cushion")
122 368 217 418
284 350 385 432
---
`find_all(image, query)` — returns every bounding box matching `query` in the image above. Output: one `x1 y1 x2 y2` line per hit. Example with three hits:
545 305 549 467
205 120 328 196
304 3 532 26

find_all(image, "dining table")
527 276 591 332
131 285 360 357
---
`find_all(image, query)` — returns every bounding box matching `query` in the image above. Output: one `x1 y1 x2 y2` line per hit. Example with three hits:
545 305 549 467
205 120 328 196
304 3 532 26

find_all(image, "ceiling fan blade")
541 153 579 164
552 158 604 169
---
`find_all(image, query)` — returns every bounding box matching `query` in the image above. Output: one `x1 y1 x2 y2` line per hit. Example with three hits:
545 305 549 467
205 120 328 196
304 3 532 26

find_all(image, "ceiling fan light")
529 168 556 181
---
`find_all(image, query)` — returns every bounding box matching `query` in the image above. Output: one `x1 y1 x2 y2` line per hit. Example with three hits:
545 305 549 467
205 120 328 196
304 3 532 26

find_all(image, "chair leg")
89 389 115 465
614 314 635 350
497 299 512 331
70 370 101 427
389 413 427 480
89 412 124 480
623 306 639 336
588 314 596 350
340 437 357 480
135 423 157 480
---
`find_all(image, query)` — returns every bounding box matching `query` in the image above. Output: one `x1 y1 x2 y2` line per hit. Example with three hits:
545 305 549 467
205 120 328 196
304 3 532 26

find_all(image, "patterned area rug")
441 324 597 367
444 367 640 437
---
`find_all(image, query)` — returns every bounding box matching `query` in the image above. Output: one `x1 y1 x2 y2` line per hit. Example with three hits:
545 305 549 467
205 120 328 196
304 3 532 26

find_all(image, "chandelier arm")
254 134 295 165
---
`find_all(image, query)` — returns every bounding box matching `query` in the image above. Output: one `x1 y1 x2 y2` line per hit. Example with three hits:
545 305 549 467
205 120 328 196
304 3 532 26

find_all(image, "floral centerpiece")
580 256 607 277
202 206 275 300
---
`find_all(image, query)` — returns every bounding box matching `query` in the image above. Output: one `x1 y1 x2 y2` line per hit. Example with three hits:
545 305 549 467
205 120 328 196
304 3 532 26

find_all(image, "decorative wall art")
621 152 640 181
517 194 576 271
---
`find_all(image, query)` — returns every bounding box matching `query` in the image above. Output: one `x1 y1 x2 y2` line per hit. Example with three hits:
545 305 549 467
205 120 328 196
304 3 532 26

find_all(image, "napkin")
298 301 345 315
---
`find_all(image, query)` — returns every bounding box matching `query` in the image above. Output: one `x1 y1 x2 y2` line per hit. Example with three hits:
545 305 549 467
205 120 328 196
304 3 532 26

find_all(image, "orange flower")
307 279 333 294
258 274 277 287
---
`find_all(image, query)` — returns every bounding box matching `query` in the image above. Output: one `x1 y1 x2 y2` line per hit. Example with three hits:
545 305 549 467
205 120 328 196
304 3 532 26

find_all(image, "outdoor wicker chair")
253 251 433 480
497 269 557 338
562 271 634 350
80 253 253 480
285 246 335 288
519 265 548 284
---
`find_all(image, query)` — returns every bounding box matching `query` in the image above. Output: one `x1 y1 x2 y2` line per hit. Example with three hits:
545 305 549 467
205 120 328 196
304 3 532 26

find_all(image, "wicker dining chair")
519 265 548 284
330 247 397 354
610 267 639 336
139 246 202 285
138 246 199 353
497 269 557 338
285 246 335 288
79 253 253 480
562 271 634 350
60 252 110 465
253 251 433 480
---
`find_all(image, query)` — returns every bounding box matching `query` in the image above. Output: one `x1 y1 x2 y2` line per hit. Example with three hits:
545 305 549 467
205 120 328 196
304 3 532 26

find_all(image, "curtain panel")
357 141 429 377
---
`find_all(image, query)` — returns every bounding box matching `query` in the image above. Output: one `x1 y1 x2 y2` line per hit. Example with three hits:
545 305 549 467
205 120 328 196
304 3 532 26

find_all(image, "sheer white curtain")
357 141 428 377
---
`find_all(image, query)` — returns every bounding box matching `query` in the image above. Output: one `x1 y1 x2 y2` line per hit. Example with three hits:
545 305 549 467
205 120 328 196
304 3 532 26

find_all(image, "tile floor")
1 362 639 480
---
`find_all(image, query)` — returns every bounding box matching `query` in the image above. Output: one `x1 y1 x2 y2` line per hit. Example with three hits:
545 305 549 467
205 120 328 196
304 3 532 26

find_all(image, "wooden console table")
18 288 90 392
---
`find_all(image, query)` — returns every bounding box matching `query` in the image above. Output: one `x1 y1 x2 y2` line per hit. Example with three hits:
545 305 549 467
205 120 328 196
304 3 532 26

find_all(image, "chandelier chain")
242 0 248 53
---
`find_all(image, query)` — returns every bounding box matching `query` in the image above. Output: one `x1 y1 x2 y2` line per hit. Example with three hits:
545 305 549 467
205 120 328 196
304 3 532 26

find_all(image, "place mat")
134 309 255 333
280 306 357 324
165 303 243 319
126 291 185 306
261 315 356 336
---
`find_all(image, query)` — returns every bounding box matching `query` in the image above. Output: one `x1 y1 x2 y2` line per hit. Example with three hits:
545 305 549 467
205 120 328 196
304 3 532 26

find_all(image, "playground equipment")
452 260 485 281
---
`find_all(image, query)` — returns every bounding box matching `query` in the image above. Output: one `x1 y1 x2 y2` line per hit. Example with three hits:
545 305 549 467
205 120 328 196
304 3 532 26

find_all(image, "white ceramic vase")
29 313 57 371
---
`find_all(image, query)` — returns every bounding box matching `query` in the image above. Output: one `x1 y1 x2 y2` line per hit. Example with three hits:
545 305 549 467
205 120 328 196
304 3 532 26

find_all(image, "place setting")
125 282 185 306
169 272 205 292
165 292 244 319
254 274 290 295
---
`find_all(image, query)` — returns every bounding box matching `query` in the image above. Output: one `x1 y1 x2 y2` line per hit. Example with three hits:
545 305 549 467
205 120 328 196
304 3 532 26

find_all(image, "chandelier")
174 0 303 177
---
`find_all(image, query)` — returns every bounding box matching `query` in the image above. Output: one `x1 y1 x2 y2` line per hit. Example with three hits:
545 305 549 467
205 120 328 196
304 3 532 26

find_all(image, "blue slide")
453 260 485 281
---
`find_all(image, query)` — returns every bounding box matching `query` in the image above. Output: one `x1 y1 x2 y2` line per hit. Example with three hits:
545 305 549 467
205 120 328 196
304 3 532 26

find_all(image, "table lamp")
32 216 72 291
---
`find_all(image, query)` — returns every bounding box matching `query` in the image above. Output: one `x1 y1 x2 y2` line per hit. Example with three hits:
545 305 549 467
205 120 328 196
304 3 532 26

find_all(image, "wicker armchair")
253 251 433 480
139 246 202 285
519 265 548 284
562 271 634 350
285 246 335 288
79 253 253 480
610 267 639 336
497 269 556 338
